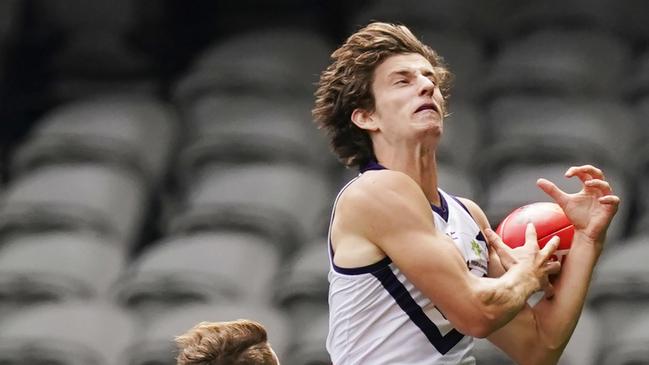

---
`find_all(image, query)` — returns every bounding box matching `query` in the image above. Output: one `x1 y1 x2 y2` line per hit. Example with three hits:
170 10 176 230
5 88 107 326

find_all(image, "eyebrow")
387 68 436 79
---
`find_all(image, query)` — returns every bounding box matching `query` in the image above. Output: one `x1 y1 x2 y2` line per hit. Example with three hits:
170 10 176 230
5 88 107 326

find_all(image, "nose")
417 74 435 97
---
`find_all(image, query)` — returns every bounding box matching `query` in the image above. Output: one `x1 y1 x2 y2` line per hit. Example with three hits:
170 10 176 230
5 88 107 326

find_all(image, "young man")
175 320 280 365
313 22 619 365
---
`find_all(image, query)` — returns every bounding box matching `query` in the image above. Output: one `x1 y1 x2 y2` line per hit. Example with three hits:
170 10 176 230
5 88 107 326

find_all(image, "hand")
537 165 621 245
485 223 562 298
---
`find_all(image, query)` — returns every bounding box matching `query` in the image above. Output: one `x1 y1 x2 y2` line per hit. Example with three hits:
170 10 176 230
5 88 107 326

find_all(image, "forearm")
532 231 603 351
472 264 541 336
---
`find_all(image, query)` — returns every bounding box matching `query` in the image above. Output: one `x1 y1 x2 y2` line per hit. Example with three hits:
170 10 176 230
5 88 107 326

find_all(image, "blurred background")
0 0 648 364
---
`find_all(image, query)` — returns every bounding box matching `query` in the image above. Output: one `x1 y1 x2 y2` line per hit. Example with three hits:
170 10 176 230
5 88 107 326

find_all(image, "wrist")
573 230 605 252
506 264 540 298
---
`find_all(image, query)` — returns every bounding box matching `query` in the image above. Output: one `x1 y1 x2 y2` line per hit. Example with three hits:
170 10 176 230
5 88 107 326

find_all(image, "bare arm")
464 165 620 365
334 170 559 338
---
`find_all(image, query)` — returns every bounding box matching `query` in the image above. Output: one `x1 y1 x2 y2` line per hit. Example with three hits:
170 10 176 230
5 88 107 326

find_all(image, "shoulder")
456 197 491 230
339 170 427 210
335 170 434 236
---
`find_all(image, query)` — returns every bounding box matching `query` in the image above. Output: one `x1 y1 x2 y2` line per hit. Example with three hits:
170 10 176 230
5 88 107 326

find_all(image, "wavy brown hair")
313 22 453 167
175 320 278 365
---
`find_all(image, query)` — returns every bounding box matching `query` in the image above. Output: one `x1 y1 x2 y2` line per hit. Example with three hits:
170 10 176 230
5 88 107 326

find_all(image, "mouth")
414 103 440 114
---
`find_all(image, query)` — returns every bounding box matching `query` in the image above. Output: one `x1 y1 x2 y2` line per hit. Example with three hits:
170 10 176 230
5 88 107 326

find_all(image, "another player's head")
175 320 280 365
313 22 453 168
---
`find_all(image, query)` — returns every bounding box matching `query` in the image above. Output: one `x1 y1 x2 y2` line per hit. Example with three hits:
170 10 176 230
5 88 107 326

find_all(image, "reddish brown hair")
175 320 278 365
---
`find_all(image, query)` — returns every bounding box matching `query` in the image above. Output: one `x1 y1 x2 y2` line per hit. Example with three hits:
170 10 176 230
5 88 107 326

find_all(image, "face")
353 53 445 146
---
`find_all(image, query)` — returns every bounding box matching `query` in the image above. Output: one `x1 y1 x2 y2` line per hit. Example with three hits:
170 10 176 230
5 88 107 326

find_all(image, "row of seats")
0 228 648 365
6 3 649 105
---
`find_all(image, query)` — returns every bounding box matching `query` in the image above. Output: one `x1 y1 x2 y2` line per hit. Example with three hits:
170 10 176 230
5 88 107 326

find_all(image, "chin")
414 121 443 137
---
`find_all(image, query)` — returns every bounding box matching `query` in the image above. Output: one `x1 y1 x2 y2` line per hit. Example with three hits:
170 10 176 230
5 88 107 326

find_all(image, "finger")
585 179 613 195
598 195 621 205
537 178 568 205
565 165 605 180
484 228 517 269
484 228 512 254
524 222 539 249
545 261 562 276
544 283 555 299
540 236 560 260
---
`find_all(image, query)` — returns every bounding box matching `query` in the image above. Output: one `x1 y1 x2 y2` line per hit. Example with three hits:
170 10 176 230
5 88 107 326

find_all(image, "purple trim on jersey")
332 256 393 275
359 160 386 173
359 160 450 222
372 266 465 354
451 195 471 216
432 192 449 222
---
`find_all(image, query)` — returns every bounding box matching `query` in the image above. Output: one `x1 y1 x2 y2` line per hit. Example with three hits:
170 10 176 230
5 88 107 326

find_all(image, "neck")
373 143 440 206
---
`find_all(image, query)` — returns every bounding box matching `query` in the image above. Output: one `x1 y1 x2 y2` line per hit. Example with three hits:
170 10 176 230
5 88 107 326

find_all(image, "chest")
434 211 489 277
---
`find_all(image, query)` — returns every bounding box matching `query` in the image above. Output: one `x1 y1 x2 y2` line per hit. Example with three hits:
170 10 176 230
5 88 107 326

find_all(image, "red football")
495 202 573 262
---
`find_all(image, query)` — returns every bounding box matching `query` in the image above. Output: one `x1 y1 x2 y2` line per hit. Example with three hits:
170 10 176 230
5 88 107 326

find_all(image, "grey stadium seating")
12 94 179 187
173 27 331 107
482 29 632 99
483 96 641 172
0 301 138 365
176 94 334 186
169 163 334 254
589 234 649 342
0 232 125 320
116 231 281 324
0 163 148 249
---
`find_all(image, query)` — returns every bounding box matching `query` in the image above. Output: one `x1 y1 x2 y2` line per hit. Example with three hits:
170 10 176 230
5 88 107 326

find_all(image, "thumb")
484 228 511 255
537 178 567 206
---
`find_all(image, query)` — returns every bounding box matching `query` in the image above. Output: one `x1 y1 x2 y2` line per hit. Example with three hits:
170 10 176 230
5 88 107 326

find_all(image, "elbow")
453 311 502 339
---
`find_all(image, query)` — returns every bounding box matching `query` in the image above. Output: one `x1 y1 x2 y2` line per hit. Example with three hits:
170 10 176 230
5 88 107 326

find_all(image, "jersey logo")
470 239 483 256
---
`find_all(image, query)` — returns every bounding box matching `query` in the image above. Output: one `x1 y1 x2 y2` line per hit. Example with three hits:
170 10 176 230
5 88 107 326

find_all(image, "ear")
351 108 379 132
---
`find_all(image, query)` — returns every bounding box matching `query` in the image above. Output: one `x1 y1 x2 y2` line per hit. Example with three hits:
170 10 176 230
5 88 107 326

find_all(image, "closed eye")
394 79 409 85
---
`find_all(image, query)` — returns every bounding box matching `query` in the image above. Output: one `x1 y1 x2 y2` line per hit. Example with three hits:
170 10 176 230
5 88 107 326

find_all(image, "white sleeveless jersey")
327 166 489 365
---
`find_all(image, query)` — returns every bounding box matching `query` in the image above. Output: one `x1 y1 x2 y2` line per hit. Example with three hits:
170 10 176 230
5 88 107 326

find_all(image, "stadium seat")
624 49 649 100
173 27 331 106
598 306 649 365
169 163 334 254
177 94 334 185
285 310 331 365
483 96 640 171
349 0 472 34
631 153 649 235
490 0 617 40
0 301 138 365
125 302 291 364
559 308 602 365
0 232 124 320
274 239 329 330
115 231 281 324
482 29 632 99
0 0 20 45
608 0 649 41
482 162 628 240
12 95 179 186
589 234 649 341
409 30 486 100
48 31 158 102
31 0 137 34
0 163 147 249
437 163 480 203
437 101 484 171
